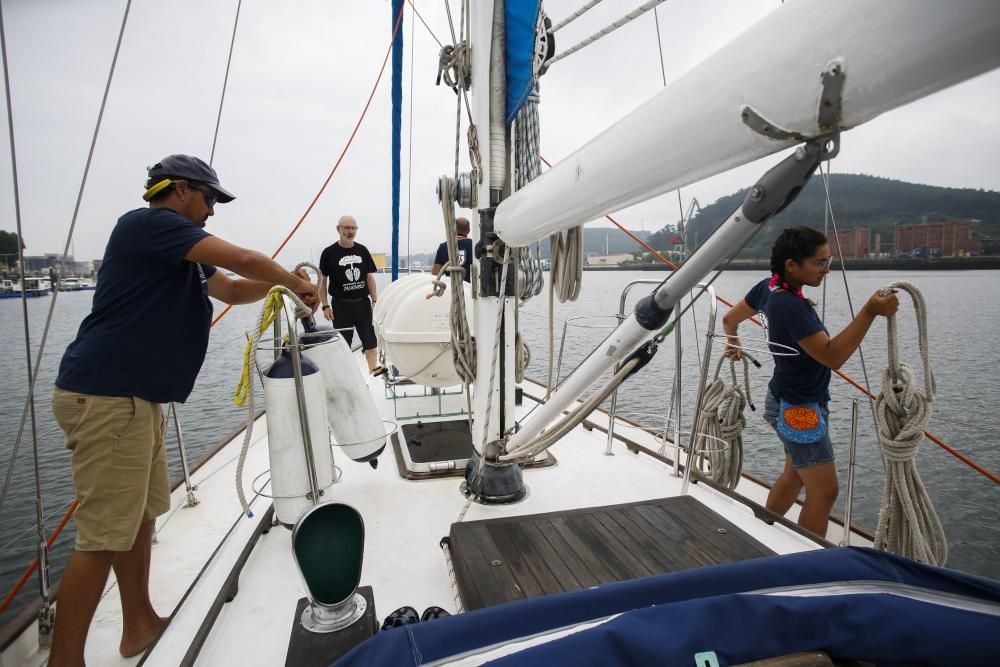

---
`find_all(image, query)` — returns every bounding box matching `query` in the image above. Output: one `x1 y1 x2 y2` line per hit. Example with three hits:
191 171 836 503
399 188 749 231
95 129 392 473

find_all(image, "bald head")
337 215 359 246
456 217 470 237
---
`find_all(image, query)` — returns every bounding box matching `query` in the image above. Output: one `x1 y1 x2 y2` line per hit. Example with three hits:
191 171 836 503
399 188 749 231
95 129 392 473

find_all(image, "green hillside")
661 174 1000 259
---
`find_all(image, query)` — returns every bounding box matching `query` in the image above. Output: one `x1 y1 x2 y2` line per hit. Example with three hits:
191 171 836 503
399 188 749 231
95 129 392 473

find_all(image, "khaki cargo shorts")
52 388 170 552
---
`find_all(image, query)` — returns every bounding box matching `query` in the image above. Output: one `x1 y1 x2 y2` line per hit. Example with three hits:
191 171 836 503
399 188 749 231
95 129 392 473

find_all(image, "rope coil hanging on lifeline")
696 355 753 490
872 281 946 566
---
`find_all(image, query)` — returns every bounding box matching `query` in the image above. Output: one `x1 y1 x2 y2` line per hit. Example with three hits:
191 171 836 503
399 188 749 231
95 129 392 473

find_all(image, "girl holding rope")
722 226 898 538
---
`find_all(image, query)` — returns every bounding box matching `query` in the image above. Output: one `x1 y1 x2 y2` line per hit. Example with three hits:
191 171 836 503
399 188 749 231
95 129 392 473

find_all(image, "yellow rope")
232 289 285 407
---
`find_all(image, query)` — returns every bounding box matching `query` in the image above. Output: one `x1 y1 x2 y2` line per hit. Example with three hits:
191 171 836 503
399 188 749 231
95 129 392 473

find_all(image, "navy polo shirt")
56 207 216 404
433 238 473 282
745 278 830 404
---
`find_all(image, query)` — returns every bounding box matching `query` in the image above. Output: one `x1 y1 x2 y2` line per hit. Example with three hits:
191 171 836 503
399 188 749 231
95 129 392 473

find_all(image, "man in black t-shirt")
318 215 382 373
49 155 317 666
431 216 473 282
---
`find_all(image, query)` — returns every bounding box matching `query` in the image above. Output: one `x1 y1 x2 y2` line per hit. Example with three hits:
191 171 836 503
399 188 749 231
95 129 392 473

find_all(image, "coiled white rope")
696 356 752 490
873 281 946 566
550 226 584 302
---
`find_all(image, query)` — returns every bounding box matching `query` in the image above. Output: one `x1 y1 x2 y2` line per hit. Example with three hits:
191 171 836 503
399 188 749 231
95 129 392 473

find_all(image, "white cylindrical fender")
302 328 386 462
262 352 333 526
373 274 473 387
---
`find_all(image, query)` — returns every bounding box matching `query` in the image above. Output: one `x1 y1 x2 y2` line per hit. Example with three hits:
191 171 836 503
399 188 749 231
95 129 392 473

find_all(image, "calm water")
2 270 999 624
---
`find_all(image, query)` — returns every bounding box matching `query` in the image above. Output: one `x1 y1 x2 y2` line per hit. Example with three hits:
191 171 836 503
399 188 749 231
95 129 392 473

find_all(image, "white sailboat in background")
2 1 1000 665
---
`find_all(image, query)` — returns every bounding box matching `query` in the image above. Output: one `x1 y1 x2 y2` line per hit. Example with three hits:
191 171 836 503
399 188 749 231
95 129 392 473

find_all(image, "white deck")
6 353 862 667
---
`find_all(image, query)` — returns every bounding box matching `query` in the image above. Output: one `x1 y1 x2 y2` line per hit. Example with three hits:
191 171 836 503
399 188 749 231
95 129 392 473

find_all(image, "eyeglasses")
809 257 832 269
186 182 218 208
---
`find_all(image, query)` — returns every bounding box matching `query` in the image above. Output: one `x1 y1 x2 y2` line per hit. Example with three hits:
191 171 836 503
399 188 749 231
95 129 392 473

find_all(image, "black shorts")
332 299 377 350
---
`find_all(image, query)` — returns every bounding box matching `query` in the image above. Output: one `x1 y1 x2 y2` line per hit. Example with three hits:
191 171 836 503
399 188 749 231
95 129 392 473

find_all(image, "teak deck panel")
448 496 775 611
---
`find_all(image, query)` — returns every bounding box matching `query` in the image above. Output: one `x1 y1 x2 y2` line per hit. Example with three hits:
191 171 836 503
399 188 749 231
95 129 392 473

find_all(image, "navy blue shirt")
433 238 472 282
56 207 216 404
745 278 830 404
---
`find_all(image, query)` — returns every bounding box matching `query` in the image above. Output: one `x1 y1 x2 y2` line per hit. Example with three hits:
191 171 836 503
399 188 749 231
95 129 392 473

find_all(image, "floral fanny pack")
777 399 828 444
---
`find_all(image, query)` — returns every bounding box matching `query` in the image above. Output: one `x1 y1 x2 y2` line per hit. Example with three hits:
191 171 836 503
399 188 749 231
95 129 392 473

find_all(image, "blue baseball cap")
146 154 236 203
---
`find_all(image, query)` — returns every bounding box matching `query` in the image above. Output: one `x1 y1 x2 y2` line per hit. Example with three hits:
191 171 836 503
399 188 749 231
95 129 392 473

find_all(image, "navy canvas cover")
505 0 541 125
335 547 1000 666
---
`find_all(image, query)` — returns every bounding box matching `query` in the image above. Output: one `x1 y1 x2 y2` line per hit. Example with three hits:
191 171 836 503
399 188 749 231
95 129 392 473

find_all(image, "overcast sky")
1 0 998 265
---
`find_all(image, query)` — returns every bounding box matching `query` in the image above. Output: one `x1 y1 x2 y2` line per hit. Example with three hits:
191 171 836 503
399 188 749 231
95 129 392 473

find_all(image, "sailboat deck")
449 495 774 611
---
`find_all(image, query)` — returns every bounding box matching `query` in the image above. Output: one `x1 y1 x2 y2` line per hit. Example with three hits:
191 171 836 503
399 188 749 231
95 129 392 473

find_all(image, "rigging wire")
820 162 886 469
0 0 46 564
210 0 406 327
547 0 668 68
407 0 443 48
550 0 603 33
3 0 406 611
0 0 134 518
0 500 77 616
209 0 242 165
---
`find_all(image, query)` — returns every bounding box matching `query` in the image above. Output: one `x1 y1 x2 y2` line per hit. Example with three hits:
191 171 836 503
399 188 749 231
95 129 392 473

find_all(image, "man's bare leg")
114 520 167 657
48 550 115 667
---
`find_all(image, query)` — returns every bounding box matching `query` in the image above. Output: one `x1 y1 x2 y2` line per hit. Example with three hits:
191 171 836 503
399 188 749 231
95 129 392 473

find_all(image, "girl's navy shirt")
56 207 216 404
745 278 830 404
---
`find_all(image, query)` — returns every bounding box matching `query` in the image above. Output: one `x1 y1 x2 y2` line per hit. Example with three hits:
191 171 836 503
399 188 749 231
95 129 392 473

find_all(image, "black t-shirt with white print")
319 241 377 300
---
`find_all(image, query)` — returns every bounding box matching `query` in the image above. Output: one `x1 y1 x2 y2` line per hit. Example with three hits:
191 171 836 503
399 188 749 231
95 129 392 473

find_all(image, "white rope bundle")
550 226 583 302
696 356 751 490
873 281 946 566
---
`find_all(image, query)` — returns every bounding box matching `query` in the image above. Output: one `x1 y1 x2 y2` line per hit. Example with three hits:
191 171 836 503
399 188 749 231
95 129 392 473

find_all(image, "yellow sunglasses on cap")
142 178 174 201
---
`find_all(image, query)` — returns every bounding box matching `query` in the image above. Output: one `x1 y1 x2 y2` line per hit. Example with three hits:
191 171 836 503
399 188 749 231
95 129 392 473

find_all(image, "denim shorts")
763 390 834 469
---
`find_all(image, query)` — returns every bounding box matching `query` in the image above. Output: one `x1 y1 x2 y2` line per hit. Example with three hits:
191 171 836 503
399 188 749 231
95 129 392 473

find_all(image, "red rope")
212 1 407 328
538 155 999 486
0 499 78 615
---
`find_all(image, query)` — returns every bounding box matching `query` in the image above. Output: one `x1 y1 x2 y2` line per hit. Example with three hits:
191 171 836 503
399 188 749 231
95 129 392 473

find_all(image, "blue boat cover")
505 0 541 125
335 547 1000 666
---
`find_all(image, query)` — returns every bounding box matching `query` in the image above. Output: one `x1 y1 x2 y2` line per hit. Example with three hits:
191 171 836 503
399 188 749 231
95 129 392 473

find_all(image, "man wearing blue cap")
48 155 317 666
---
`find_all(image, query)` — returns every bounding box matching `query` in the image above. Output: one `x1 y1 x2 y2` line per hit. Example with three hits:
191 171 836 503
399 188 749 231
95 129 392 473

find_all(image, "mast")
466 0 522 501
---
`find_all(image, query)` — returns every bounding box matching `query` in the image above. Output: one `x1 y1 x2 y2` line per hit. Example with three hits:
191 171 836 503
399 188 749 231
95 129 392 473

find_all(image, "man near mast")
431 216 472 282
49 155 317 666
318 215 383 374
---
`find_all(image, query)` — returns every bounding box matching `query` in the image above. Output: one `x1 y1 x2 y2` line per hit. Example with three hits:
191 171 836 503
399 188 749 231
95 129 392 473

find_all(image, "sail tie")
873 281 946 566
